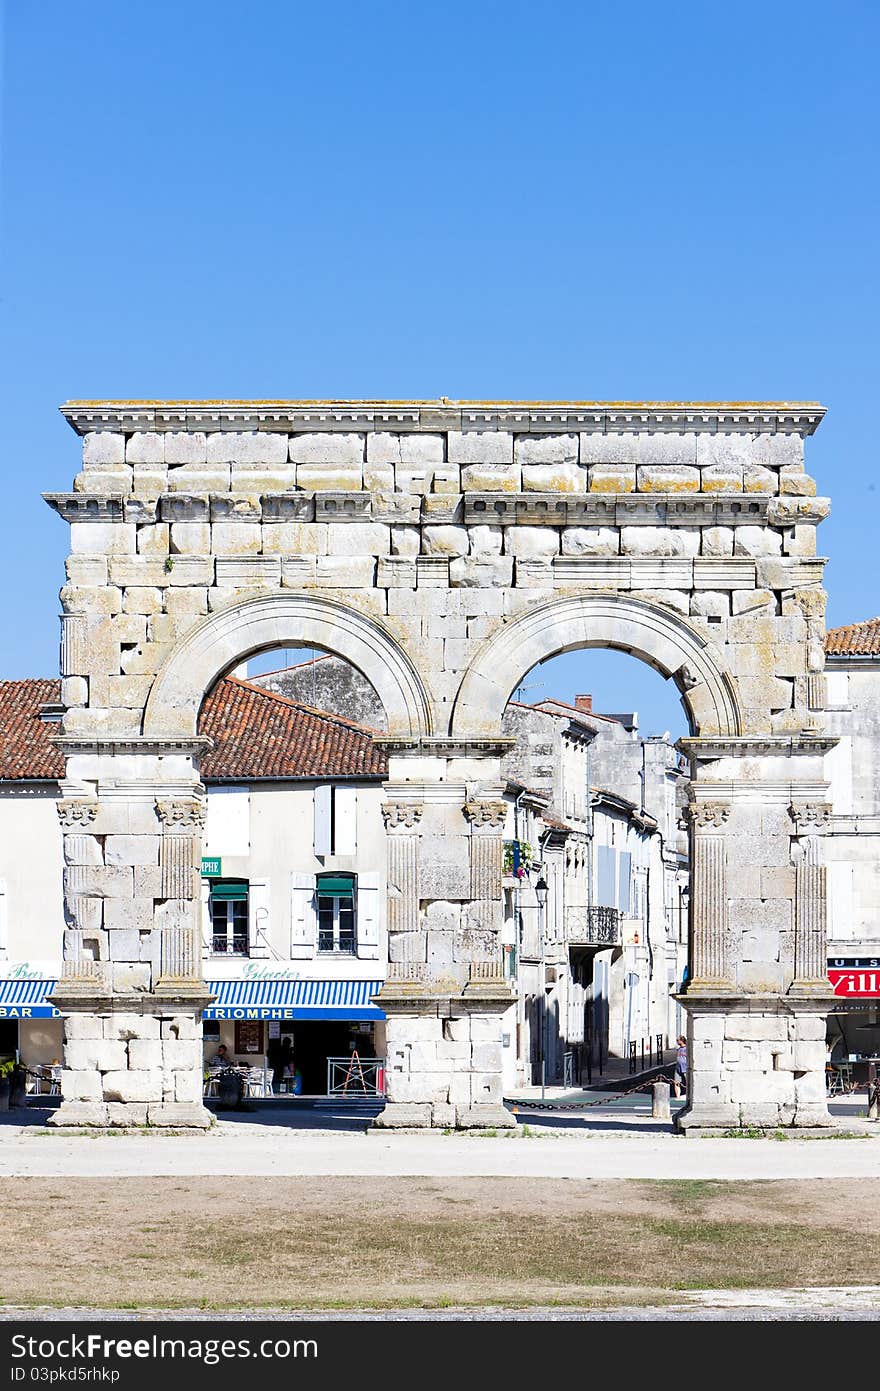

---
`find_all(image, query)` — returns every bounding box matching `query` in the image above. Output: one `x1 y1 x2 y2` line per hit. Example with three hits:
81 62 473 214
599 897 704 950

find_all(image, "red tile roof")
0 679 64 780
0 676 386 782
198 678 386 780
825 618 880 656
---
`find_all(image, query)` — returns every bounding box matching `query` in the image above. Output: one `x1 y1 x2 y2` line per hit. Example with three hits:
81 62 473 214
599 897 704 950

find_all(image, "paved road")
1 1111 878 1179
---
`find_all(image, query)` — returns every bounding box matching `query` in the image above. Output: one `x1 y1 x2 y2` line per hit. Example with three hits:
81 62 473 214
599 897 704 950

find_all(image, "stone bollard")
652 1080 672 1121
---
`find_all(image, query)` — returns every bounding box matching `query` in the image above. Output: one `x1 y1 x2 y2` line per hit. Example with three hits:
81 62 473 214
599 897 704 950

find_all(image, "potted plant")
0 1059 14 1113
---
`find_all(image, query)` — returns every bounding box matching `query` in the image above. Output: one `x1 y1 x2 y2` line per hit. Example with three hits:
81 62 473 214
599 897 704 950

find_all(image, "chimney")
575 693 593 714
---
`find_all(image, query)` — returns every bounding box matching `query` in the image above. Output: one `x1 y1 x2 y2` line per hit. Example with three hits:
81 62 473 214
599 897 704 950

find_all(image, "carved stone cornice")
463 799 508 829
687 802 731 830
156 798 206 830
59 400 827 438
790 803 832 834
56 800 98 830
678 735 839 760
43 494 125 522
382 802 423 829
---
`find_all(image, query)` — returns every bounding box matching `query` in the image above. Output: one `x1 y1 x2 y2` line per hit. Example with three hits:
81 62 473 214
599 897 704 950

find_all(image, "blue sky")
1 0 877 734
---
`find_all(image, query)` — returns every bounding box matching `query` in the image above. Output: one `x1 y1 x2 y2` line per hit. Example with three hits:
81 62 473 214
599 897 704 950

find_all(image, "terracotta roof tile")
198 678 386 780
824 618 880 656
0 676 386 783
0 679 64 780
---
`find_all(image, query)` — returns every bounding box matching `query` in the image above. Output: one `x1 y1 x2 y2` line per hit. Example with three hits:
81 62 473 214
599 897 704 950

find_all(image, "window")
313 785 358 856
210 880 249 955
316 874 356 954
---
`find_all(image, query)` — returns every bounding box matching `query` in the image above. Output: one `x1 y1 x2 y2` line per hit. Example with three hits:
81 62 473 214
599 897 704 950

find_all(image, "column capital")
56 800 98 830
382 801 423 829
463 799 508 829
687 801 731 830
156 797 206 830
789 802 832 834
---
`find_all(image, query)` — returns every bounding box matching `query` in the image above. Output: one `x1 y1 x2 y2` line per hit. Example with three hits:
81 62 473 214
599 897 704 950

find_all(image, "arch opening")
143 593 433 741
451 594 741 740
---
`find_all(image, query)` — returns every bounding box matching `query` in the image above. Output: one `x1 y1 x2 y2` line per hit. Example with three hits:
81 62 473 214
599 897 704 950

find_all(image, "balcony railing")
565 905 622 946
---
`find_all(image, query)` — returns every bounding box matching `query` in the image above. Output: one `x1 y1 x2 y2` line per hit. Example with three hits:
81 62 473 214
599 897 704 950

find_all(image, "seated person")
207 1043 232 1068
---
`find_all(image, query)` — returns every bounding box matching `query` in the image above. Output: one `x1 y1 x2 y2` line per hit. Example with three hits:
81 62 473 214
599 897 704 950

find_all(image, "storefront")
203 977 386 1096
827 958 880 1088
0 977 64 1071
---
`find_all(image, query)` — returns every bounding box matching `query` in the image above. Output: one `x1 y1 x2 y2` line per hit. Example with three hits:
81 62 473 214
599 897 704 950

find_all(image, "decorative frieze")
57 800 98 830
463 800 508 828
382 802 423 829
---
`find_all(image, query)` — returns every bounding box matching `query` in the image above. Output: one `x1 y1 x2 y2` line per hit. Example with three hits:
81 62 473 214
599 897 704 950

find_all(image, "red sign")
828 968 880 998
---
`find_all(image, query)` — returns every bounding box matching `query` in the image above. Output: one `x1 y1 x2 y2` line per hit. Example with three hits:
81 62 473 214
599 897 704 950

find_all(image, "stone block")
314 556 376 587
126 432 165 463
107 928 143 961
295 465 363 492
754 434 804 470
561 526 619 555
104 836 159 868
460 463 520 492
515 433 578 465
174 1069 203 1103
734 527 783 557
127 1039 163 1069
637 434 697 467
779 467 817 497
447 1073 472 1105
588 464 636 493
65 1039 128 1072
701 526 735 556
504 527 559 558
468 524 503 556
457 1103 515 1128
690 591 730 618
469 1074 503 1104
743 464 778 494
61 1069 103 1101
289 432 364 464
580 433 638 465
696 433 754 469
384 1074 447 1104
206 431 288 464
469 1016 502 1042
326 522 390 556
74 466 133 496
794 1072 827 1104
211 522 262 555
389 525 420 557
620 527 700 557
471 1042 502 1071
793 1040 826 1071
164 431 207 464
146 1103 213 1128
431 1102 457 1128
63 1014 106 1042
421 525 470 557
70 523 136 556
371 1103 433 1128
522 463 586 493
162 1039 202 1070
160 1015 199 1040
724 1015 787 1042
64 866 134 899
105 1013 160 1041
449 556 513 587
443 1016 471 1043
111 963 151 991
136 524 170 554
701 464 744 492
83 432 126 465
170 522 211 554
448 431 513 464
637 466 700 492
105 1103 150 1126
49 1102 110 1127
103 899 154 934
62 832 103 867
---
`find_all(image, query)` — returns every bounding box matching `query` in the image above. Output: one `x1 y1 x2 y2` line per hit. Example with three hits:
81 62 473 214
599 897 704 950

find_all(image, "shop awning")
204 978 385 1021
0 979 60 1019
316 875 355 898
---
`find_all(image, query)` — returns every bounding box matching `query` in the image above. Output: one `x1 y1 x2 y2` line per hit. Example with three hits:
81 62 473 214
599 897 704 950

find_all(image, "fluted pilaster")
687 802 733 993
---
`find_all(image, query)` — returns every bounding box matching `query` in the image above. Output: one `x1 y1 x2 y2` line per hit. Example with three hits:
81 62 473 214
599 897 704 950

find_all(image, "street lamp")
535 876 548 1099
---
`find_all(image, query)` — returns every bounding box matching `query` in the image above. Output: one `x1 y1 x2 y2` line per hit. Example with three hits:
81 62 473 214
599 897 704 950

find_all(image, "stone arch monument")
46 399 835 1131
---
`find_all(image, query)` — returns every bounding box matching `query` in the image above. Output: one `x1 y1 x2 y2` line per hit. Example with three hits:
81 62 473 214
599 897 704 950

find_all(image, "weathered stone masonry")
46 400 835 1129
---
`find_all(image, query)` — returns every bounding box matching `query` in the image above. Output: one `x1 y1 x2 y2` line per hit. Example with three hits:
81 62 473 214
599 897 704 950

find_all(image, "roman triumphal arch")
46 399 836 1131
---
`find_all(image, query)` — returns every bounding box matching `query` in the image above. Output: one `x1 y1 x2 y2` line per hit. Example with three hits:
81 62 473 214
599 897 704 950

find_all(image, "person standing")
672 1034 688 1097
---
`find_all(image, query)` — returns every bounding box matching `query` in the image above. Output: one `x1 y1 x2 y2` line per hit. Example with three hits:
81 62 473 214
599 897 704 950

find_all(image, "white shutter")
356 871 381 960
249 879 271 959
290 872 317 959
313 785 332 856
0 879 6 959
205 787 250 855
334 786 358 855
200 881 211 955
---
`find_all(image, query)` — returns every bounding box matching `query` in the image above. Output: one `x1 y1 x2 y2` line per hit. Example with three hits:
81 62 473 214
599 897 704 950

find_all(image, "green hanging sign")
201 857 222 877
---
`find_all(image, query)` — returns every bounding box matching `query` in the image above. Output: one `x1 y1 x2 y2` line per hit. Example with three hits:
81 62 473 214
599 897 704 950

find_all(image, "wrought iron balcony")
564 905 622 946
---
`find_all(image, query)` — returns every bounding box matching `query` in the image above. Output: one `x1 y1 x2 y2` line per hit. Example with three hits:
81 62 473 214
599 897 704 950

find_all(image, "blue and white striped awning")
0 979 60 1019
204 979 385 1021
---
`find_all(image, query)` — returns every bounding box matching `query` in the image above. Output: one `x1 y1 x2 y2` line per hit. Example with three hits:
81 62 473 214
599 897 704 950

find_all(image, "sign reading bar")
202 857 222 877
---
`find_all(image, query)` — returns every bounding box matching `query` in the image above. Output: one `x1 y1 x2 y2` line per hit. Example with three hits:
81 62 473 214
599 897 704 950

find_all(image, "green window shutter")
316 875 355 898
211 880 249 901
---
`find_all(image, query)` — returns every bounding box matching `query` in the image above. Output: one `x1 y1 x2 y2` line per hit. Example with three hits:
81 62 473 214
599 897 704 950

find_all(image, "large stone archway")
451 592 742 739
143 592 433 740
46 399 835 1130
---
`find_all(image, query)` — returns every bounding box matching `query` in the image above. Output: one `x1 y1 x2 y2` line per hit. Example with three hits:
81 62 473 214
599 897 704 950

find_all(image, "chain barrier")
509 1074 676 1112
